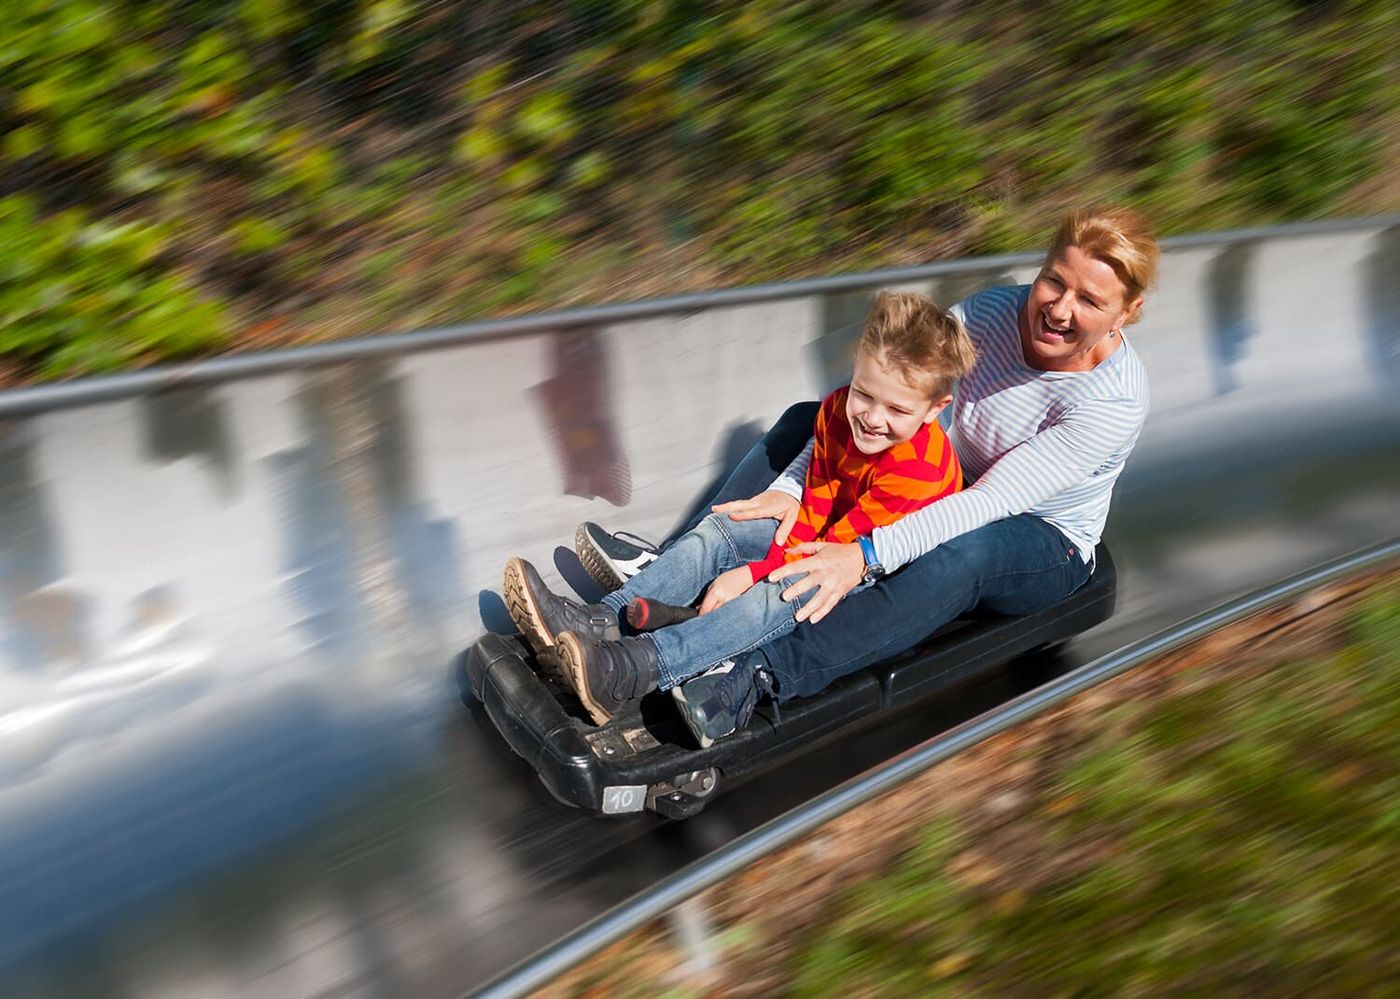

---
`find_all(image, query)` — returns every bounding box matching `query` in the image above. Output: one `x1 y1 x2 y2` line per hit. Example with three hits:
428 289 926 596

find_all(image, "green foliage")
1 0 1396 378
0 197 229 377
789 579 1400 994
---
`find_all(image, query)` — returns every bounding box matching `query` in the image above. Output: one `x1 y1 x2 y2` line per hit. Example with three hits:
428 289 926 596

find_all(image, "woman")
580 205 1157 747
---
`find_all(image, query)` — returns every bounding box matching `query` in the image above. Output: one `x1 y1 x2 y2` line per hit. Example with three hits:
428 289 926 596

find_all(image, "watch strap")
857 535 885 583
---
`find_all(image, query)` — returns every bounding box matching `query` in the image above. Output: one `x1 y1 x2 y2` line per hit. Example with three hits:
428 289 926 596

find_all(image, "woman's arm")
874 396 1141 570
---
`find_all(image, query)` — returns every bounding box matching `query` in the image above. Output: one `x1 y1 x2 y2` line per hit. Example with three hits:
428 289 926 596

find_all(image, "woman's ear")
1120 295 1145 327
925 394 954 422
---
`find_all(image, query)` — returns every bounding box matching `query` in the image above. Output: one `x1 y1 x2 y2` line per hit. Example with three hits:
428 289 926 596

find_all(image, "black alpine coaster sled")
461 545 1116 819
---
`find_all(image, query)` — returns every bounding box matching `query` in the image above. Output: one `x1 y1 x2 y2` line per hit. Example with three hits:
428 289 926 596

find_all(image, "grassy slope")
790 581 1399 996
544 567 1400 997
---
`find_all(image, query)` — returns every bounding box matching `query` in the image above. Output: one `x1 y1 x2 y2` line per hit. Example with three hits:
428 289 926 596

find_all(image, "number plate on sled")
602 785 647 814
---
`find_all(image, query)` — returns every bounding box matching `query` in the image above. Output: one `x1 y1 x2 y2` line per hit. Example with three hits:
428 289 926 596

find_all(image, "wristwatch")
857 535 886 584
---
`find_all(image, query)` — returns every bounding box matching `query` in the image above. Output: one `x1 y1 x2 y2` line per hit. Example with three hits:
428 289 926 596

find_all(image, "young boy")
503 291 977 740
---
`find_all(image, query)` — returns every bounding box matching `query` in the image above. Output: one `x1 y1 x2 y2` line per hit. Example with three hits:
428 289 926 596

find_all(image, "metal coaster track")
1 215 1397 996
475 538 1400 998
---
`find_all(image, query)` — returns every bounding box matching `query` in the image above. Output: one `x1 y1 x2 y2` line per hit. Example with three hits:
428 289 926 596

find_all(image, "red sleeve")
748 542 786 583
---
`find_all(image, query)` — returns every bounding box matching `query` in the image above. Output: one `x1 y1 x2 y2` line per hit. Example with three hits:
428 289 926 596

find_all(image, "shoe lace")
613 530 660 554
750 666 784 721
755 668 780 725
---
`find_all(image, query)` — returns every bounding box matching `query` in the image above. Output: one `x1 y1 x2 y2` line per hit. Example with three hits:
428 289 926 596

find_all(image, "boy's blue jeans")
671 401 1094 702
601 513 813 690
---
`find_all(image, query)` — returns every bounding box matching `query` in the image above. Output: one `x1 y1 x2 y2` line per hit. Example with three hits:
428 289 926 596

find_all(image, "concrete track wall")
1 219 1398 994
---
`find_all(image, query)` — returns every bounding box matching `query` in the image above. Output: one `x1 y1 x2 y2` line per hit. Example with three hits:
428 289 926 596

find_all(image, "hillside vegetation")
3 0 1396 379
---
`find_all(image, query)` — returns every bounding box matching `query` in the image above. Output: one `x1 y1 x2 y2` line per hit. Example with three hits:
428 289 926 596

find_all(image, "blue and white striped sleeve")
872 396 1142 570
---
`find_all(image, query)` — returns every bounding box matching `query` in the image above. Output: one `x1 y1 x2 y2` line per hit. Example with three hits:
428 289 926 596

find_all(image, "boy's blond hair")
858 290 977 399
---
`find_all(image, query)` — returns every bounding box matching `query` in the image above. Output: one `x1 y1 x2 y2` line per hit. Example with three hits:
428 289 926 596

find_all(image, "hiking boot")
574 522 660 592
672 656 778 749
555 632 661 725
503 558 621 680
625 596 698 632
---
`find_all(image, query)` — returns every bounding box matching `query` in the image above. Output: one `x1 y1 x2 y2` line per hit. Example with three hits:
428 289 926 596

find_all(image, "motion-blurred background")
2 3 1398 996
3 0 1396 380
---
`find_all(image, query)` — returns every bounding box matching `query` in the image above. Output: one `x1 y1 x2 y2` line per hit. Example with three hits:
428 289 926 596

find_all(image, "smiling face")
845 348 951 455
1021 244 1144 372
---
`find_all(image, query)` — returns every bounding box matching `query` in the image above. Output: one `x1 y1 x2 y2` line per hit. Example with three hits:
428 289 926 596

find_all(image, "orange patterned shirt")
748 386 962 582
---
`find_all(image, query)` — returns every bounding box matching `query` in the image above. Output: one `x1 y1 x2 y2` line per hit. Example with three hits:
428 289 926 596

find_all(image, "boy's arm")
747 549 786 583
699 566 756 614
746 477 824 582
767 437 814 502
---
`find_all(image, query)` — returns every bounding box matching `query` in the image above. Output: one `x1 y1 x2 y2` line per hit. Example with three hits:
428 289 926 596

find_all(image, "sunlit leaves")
0 197 228 377
0 0 1394 378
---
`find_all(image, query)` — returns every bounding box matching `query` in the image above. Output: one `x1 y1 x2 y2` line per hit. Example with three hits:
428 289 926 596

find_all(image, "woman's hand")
713 490 801 544
767 541 864 624
699 566 755 615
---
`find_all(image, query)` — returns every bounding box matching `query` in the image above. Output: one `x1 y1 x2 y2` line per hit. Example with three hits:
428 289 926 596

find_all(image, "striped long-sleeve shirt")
748 385 961 582
772 285 1149 571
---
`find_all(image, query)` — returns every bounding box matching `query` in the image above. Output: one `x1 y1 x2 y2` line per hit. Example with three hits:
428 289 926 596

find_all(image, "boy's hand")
699 566 755 615
713 490 801 544
767 541 864 624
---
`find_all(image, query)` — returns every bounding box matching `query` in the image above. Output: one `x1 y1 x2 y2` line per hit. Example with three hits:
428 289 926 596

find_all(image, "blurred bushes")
790 578 1400 994
0 196 226 375
2 0 1396 378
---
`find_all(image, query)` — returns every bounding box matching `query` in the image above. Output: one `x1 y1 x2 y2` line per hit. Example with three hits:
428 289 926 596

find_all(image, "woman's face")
1021 244 1142 372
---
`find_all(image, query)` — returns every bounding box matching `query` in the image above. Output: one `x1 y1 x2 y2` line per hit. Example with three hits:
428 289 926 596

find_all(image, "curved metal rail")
0 214 1395 419
2 215 1398 995
476 538 1400 998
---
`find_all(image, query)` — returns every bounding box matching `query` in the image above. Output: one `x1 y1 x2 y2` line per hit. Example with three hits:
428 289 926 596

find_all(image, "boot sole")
556 631 614 726
573 525 627 593
671 686 719 749
502 557 567 683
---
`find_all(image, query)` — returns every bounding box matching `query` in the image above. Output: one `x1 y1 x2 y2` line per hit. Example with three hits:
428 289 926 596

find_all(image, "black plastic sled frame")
462 545 1116 819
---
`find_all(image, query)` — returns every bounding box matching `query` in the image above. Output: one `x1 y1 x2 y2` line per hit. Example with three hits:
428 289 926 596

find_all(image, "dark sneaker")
575 522 660 593
626 596 698 632
555 632 661 725
672 657 777 749
503 558 621 680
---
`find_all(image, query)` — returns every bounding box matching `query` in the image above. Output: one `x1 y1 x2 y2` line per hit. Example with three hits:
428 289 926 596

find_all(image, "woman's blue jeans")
601 513 813 689
675 401 1093 701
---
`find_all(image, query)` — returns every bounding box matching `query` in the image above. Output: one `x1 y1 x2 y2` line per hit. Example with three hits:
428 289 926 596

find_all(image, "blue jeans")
762 513 1092 700
602 513 813 689
674 403 1093 701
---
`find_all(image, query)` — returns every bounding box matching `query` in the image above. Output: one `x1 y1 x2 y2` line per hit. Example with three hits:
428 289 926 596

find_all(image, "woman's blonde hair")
1046 206 1160 314
858 290 978 399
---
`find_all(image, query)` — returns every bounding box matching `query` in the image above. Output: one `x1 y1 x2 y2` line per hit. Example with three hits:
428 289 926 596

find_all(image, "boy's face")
846 348 951 456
